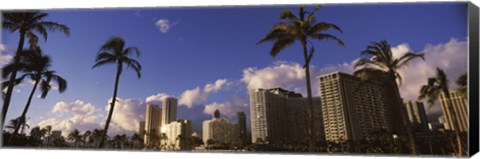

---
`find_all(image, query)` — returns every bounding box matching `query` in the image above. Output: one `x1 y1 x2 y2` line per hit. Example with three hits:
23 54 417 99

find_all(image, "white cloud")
203 96 248 118
1 54 12 66
104 97 146 135
204 79 228 93
155 19 171 33
392 38 467 117
179 79 230 108
51 100 95 116
145 93 170 105
241 61 355 97
37 114 101 137
179 87 207 108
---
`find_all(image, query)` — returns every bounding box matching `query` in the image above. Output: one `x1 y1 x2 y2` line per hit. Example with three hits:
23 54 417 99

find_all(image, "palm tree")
257 5 344 152
1 12 69 128
353 40 424 154
130 133 143 149
8 48 67 144
29 126 45 146
455 73 467 99
90 129 104 147
82 130 91 148
67 129 83 148
41 125 52 147
418 67 464 157
92 36 141 148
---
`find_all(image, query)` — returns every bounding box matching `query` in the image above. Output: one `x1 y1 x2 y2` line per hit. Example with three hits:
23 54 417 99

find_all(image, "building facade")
144 104 162 146
249 88 323 145
317 72 391 143
404 100 429 130
162 97 178 127
439 91 468 132
164 119 193 150
202 110 240 147
237 112 248 147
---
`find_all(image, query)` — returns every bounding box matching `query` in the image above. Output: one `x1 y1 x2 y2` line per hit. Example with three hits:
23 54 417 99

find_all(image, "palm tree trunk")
99 63 122 148
301 41 314 152
443 90 463 157
1 31 26 130
390 76 417 154
8 78 40 145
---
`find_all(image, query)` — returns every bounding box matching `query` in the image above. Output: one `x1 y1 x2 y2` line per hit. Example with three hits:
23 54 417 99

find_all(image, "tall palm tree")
257 5 344 152
67 129 83 148
418 67 464 157
92 36 141 148
8 48 67 144
353 40 424 154
455 73 467 99
1 12 69 128
130 133 143 149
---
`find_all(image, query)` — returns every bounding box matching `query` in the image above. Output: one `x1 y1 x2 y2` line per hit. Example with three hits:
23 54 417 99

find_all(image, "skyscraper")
439 91 468 132
237 112 248 147
202 109 240 147
144 104 162 146
249 88 323 145
139 121 145 137
317 72 390 142
404 101 429 130
162 97 178 127
164 119 193 150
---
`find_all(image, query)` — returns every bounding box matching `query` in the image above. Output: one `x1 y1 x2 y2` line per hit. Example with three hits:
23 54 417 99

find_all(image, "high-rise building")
202 110 240 147
139 121 145 137
237 112 248 147
144 104 162 146
164 119 193 150
404 101 429 130
249 88 323 145
439 91 468 132
438 115 451 130
317 72 391 142
162 97 178 127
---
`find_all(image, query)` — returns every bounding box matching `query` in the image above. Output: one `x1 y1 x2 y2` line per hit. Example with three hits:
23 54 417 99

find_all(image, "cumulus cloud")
155 19 172 33
203 96 248 118
37 114 101 137
1 44 12 66
51 100 95 116
204 79 228 93
179 87 207 108
241 61 355 96
146 93 170 105
179 79 230 108
105 97 146 135
392 38 467 118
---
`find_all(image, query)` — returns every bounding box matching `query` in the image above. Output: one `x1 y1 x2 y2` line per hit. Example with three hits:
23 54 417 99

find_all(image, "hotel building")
317 72 391 142
404 101 429 130
202 109 240 147
439 91 468 132
164 119 193 150
249 88 323 145
144 104 162 146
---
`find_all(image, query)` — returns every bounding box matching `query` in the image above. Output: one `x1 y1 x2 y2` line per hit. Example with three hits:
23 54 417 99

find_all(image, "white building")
202 109 240 147
144 104 162 147
163 119 192 150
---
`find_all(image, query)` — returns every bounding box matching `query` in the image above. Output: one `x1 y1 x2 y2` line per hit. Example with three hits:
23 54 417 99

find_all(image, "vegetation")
418 68 466 157
1 12 69 129
353 40 424 154
92 36 142 148
257 5 344 152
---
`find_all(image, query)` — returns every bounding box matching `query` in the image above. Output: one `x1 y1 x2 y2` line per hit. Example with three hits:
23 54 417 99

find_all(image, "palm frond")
269 38 295 57
308 22 343 35
396 52 425 68
308 33 345 46
95 52 115 62
279 10 298 21
92 58 116 69
37 21 70 36
123 47 141 57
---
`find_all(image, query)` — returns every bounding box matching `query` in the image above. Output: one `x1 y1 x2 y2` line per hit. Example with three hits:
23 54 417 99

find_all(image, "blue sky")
1 2 468 136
